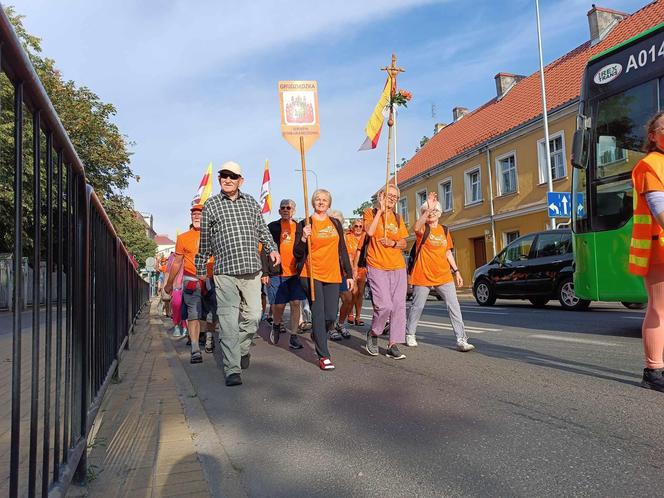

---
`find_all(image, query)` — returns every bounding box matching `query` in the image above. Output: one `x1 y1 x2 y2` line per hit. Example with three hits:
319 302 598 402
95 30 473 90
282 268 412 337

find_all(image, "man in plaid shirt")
195 161 280 387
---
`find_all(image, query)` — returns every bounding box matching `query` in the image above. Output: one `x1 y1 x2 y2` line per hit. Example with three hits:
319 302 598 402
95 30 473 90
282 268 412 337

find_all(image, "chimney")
587 5 627 45
452 107 469 122
433 123 447 134
494 73 525 99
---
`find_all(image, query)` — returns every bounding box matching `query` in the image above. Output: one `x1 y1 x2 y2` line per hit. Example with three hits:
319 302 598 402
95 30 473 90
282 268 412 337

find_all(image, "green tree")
353 200 373 217
1 6 153 263
415 135 430 153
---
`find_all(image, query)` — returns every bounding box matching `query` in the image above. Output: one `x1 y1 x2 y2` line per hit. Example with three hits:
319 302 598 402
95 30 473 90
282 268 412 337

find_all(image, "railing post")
9 80 23 498
72 177 90 485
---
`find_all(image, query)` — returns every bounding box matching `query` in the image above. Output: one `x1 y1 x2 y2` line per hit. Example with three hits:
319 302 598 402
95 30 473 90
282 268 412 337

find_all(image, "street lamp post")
294 168 318 190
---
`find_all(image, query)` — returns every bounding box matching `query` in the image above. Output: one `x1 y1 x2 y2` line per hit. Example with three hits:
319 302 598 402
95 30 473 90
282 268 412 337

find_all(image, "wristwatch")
451 268 458 274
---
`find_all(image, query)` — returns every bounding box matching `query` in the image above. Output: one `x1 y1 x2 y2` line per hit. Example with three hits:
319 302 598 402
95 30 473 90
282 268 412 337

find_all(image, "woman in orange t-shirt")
362 184 409 360
405 192 474 352
294 189 353 371
340 219 367 327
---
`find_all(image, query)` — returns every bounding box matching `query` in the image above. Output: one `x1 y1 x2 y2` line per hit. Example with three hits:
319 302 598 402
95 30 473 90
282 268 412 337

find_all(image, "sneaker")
190 351 203 364
173 326 182 338
319 357 335 370
329 329 343 341
405 335 418 347
364 331 378 356
641 368 664 392
457 341 475 352
289 335 303 350
240 354 251 370
182 328 189 337
335 322 351 339
225 373 242 387
269 323 283 345
385 344 406 360
205 336 214 353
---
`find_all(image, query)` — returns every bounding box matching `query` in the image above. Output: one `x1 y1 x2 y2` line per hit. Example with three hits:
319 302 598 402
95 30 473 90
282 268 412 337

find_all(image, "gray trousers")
406 283 468 344
214 272 262 376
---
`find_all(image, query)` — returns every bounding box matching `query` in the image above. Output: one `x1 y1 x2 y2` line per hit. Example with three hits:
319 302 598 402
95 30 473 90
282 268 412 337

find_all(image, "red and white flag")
259 160 272 214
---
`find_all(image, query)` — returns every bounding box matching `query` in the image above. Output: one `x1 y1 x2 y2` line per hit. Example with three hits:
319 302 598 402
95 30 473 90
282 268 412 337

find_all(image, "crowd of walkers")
152 109 664 393
158 160 473 386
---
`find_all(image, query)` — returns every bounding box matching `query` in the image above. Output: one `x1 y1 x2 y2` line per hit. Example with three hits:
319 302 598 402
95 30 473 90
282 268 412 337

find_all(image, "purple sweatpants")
366 265 407 344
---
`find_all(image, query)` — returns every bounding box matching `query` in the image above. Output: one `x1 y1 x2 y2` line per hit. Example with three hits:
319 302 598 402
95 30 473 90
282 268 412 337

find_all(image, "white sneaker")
457 341 475 352
405 335 418 347
173 325 182 337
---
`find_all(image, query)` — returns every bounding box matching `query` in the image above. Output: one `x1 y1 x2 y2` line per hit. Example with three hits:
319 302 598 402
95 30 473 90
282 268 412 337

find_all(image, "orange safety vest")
629 152 664 276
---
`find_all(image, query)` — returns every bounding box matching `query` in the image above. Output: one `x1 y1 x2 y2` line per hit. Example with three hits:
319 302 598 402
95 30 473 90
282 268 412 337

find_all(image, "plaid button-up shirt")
194 190 277 277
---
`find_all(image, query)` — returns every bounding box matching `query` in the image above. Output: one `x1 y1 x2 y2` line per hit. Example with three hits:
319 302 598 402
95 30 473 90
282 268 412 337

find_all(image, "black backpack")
357 208 402 269
407 224 449 275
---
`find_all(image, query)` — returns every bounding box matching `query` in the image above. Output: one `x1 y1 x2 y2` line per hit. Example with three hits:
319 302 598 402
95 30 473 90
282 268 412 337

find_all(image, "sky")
12 0 650 239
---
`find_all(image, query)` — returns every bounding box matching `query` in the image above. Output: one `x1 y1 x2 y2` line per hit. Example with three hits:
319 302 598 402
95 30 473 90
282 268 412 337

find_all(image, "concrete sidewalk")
68 299 246 498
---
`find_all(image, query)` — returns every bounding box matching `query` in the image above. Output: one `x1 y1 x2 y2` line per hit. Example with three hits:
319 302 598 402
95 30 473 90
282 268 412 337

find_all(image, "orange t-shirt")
363 208 409 270
175 228 200 276
409 225 454 287
279 219 298 277
345 233 361 263
300 216 342 283
642 171 664 193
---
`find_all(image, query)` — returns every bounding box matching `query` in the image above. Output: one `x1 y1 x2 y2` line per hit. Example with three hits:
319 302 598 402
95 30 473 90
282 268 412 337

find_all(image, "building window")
538 132 567 184
397 198 408 225
415 190 427 211
496 152 518 195
503 230 520 248
438 179 453 212
464 167 482 205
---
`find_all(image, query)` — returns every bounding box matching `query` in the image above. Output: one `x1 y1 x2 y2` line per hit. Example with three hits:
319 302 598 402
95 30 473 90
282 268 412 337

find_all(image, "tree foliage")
353 200 373 217
0 6 154 264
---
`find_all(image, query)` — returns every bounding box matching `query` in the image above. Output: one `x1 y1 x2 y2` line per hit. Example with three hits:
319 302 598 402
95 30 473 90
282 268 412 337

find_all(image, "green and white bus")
571 22 664 306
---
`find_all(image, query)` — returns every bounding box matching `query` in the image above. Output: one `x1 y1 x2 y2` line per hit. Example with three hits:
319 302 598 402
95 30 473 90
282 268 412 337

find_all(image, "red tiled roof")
154 234 175 245
397 1 664 185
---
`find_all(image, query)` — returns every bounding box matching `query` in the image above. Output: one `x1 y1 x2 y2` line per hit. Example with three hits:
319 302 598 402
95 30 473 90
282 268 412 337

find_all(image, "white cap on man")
218 161 243 177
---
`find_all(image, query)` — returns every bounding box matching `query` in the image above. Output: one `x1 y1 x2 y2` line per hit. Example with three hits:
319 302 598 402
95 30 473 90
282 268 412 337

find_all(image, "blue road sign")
547 192 584 218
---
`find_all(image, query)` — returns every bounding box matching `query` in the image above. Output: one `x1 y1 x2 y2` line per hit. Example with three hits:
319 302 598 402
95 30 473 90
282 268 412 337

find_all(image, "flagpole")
393 110 398 186
381 54 404 243
299 136 315 301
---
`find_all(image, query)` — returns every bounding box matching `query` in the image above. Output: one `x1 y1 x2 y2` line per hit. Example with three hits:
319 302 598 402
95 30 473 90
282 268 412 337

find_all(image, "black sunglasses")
219 171 241 180
280 206 293 210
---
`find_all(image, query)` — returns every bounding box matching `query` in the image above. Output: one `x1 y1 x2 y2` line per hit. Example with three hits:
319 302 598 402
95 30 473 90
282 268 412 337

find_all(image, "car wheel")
529 298 549 308
621 301 646 310
473 279 496 306
557 277 590 311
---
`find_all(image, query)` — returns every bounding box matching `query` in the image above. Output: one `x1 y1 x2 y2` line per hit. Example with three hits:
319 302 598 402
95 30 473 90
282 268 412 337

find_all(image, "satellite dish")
145 256 156 269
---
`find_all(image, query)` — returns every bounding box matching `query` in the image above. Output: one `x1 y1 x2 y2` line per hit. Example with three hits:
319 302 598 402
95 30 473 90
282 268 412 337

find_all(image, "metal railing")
0 6 149 497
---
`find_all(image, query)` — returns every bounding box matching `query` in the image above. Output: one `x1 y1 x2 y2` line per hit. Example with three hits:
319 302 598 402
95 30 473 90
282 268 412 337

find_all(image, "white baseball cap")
218 161 243 177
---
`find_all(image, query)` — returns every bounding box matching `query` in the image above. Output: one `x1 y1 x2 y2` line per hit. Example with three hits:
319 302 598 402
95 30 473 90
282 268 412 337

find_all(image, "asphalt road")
168 296 664 498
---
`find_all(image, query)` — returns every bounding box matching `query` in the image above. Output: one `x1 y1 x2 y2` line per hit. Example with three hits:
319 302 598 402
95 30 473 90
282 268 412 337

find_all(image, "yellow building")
394 5 636 284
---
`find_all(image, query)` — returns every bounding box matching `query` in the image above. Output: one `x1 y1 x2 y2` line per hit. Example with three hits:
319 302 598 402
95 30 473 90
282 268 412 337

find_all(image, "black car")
471 229 591 311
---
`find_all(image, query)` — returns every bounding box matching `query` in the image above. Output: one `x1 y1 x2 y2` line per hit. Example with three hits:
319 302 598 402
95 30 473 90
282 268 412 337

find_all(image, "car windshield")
500 234 535 263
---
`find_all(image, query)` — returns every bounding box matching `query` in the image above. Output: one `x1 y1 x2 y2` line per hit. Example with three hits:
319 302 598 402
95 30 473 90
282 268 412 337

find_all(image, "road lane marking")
456 309 508 315
416 319 500 332
528 334 617 346
358 315 495 334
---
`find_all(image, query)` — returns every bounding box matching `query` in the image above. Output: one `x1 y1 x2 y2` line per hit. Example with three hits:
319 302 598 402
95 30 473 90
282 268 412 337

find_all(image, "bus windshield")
587 79 658 231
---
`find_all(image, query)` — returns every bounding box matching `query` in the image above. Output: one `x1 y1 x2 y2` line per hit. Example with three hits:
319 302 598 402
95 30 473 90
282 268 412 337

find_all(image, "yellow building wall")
398 111 577 287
